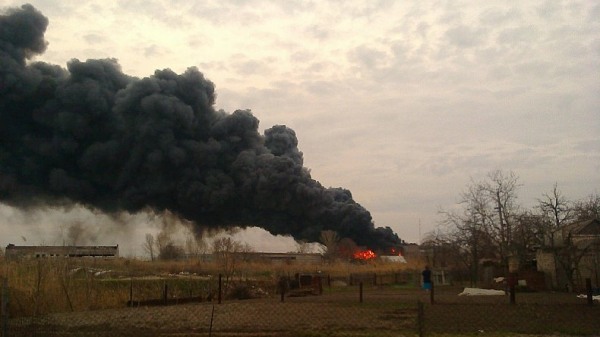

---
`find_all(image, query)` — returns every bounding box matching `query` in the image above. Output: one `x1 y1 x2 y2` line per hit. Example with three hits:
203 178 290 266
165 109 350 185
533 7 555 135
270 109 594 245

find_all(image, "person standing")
422 265 432 291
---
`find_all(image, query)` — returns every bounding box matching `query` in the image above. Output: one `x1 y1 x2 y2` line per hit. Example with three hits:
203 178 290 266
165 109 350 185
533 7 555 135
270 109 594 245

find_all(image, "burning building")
0 5 402 252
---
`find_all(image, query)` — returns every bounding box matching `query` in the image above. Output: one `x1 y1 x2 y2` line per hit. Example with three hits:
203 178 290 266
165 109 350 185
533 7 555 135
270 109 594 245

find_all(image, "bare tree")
337 238 358 260
437 170 522 285
481 170 521 272
555 231 595 292
421 226 460 271
439 182 495 287
159 242 185 260
143 233 156 261
511 211 546 267
185 236 208 258
154 231 171 257
538 183 573 229
536 184 572 286
67 222 85 246
319 230 339 260
572 193 600 222
212 237 251 289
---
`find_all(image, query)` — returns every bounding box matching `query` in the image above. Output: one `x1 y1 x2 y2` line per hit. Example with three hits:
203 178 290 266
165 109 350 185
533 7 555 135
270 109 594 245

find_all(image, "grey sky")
1 0 598 254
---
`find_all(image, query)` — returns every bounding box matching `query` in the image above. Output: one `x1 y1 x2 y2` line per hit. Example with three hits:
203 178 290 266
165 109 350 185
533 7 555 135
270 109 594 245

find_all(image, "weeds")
0 255 417 318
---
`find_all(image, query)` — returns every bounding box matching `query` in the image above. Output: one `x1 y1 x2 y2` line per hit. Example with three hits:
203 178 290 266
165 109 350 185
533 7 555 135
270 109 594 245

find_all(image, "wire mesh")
2 275 599 337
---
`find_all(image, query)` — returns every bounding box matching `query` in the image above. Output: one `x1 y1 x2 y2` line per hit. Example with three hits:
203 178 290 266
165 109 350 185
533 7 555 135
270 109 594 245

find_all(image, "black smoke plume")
0 4 402 251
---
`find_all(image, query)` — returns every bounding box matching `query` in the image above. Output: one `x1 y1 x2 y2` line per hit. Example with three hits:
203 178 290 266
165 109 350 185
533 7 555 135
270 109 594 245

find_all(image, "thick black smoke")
0 4 402 251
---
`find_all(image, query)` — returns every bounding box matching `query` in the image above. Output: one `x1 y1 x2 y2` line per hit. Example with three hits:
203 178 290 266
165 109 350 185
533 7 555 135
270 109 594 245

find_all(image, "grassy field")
5 284 600 337
2 257 599 336
0 256 422 316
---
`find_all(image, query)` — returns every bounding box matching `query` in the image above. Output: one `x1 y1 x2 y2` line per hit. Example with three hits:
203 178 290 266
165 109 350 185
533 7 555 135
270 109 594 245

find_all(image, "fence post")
218 274 222 304
163 283 168 305
429 280 435 305
129 277 133 307
2 278 8 337
279 278 285 303
318 276 323 295
417 301 425 337
509 272 516 305
509 283 516 305
586 278 593 306
359 282 363 303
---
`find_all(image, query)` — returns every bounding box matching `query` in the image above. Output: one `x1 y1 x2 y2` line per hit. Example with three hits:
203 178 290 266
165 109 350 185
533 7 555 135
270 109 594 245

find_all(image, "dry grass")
5 284 599 337
3 256 598 336
0 255 419 318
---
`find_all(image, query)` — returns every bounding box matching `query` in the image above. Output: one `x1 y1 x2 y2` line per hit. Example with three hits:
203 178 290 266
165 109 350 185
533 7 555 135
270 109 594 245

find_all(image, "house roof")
561 218 600 236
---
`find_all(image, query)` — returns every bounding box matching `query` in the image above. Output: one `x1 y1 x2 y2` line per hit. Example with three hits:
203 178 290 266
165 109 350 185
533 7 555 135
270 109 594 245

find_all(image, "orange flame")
353 249 376 260
390 247 403 256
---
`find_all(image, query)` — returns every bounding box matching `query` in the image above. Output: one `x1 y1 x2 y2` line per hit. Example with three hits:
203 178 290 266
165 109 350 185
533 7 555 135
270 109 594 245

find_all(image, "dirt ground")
7 285 600 337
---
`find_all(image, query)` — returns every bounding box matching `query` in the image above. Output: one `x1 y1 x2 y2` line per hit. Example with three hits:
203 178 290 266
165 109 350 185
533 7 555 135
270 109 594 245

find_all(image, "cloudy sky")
1 0 599 255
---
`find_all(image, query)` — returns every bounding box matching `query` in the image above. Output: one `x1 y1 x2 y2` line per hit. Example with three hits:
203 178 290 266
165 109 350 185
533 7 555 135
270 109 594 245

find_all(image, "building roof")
5 244 119 258
561 218 600 236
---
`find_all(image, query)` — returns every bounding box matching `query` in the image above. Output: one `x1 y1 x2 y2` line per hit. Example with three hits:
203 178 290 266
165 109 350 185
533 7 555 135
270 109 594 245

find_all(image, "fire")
390 247 403 256
353 249 376 260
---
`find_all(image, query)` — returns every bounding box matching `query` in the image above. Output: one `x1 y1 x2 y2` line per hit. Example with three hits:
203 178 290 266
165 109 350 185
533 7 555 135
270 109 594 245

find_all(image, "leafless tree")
439 182 496 287
67 222 85 246
337 238 358 260
536 183 573 286
319 230 340 260
538 183 573 230
212 237 251 289
159 242 185 260
437 170 522 285
154 231 170 256
572 193 600 222
185 235 208 258
481 170 521 271
143 233 156 261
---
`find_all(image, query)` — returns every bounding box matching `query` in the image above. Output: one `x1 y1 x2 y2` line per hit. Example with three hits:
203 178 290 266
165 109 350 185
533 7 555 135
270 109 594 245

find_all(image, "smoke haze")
0 5 402 251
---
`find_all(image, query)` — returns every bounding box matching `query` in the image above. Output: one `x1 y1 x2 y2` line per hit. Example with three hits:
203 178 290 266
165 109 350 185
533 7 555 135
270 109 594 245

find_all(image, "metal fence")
2 275 599 337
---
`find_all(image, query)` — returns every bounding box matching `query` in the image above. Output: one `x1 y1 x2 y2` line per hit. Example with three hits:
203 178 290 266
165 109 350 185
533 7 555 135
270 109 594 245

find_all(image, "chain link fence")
2 274 599 337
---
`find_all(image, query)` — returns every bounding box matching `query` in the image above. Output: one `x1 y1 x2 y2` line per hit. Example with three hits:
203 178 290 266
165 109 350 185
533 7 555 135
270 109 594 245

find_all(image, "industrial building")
4 244 119 259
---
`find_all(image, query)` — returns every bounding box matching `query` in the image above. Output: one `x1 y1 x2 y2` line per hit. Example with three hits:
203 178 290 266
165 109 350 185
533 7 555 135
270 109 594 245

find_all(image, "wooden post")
417 301 425 337
129 277 133 307
509 272 516 305
218 274 222 304
209 305 215 337
318 276 323 295
510 283 516 305
2 278 9 337
280 278 285 303
430 280 435 305
359 282 363 303
586 278 593 306
163 283 168 305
